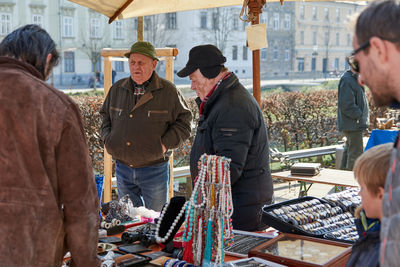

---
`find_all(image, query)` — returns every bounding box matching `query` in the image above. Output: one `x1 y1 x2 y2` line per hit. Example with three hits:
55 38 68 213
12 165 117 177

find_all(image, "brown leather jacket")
0 57 100 267
100 72 192 168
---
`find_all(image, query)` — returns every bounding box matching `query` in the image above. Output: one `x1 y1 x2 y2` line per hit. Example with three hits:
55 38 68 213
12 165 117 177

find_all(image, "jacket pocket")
110 106 124 121
148 110 169 121
219 127 238 136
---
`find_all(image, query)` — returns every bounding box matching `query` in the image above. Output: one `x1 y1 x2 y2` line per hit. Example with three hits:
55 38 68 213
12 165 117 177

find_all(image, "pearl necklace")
155 201 187 244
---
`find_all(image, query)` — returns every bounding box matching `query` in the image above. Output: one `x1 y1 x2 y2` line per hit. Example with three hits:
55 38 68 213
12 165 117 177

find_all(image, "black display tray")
262 196 356 244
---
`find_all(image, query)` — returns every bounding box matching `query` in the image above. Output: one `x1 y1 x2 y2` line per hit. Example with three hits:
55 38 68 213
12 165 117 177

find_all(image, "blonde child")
345 143 393 267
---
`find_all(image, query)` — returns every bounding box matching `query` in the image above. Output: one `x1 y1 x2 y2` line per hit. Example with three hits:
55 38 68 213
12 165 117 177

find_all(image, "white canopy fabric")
68 0 245 21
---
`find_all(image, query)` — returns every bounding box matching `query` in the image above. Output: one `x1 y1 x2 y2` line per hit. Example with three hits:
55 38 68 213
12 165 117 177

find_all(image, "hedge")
71 89 387 173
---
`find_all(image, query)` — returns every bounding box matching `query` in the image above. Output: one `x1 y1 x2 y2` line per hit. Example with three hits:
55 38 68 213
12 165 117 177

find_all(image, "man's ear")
44 53 53 80
152 59 157 70
377 186 385 200
370 36 389 66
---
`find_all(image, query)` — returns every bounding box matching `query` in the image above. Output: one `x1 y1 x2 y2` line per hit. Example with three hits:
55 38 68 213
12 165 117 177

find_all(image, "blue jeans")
115 161 169 212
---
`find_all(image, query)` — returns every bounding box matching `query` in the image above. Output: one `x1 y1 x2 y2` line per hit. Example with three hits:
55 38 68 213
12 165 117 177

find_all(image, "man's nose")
191 83 195 90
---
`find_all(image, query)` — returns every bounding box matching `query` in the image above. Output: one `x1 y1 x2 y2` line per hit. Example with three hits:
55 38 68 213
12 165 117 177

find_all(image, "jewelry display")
262 197 358 243
322 188 361 214
155 196 187 244
182 154 234 266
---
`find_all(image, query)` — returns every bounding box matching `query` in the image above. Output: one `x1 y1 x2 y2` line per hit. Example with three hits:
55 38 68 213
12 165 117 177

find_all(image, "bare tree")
143 14 174 48
78 20 110 90
205 7 235 54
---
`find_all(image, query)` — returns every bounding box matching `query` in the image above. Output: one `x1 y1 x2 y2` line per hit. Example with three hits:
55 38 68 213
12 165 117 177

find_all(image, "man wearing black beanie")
178 44 274 231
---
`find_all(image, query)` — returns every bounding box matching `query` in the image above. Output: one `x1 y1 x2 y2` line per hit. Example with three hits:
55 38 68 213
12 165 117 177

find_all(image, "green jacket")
100 72 192 168
337 70 369 131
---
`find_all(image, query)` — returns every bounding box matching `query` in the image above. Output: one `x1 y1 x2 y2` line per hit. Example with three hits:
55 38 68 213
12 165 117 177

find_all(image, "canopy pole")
137 16 143 41
248 0 264 106
109 0 135 23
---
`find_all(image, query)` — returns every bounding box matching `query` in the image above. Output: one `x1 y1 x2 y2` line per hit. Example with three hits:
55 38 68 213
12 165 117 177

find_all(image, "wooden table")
272 168 358 197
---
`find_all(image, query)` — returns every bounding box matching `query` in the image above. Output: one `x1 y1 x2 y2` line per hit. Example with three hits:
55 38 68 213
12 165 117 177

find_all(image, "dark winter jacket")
0 57 100 267
337 70 369 131
346 211 380 267
100 72 192 168
190 72 274 231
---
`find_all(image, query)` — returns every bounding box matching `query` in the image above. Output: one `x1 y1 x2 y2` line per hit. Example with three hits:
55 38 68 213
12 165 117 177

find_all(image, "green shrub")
71 89 388 173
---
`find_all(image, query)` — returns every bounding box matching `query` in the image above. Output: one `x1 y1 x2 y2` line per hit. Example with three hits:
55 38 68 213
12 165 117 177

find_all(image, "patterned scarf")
199 72 231 115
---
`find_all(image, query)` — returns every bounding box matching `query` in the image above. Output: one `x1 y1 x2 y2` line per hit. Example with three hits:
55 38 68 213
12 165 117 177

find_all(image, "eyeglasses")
346 40 370 73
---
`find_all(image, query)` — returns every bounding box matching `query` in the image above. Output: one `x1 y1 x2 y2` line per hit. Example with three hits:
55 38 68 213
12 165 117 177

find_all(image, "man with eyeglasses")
351 1 400 266
337 68 369 171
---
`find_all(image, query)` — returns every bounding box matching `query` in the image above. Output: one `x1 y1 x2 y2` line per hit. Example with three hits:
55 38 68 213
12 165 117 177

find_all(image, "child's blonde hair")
353 142 393 196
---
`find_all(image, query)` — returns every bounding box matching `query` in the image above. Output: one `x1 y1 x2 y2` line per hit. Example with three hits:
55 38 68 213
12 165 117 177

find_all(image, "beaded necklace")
182 154 234 266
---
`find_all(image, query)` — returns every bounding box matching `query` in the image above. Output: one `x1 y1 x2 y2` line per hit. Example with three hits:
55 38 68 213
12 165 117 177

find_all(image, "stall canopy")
69 0 244 23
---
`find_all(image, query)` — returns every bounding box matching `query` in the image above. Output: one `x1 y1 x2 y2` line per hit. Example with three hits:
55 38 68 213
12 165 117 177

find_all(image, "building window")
311 57 316 71
166 13 177 29
300 31 304 45
312 7 317 20
232 45 238 60
243 46 248 60
336 32 340 46
273 13 279 30
212 12 219 30
114 21 123 39
298 58 304 72
233 17 238 30
200 12 207 29
312 31 317 45
335 58 339 69
336 8 340 22
284 49 290 61
261 48 267 60
284 14 291 30
347 33 351 46
32 14 43 27
324 8 329 21
90 18 100 38
300 6 305 20
115 61 124 72
64 51 75 73
63 16 73 37
260 13 267 24
273 46 278 60
324 32 329 46
0 13 11 36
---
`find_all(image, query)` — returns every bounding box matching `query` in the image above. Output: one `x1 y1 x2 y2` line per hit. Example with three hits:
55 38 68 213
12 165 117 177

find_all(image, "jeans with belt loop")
115 160 169 212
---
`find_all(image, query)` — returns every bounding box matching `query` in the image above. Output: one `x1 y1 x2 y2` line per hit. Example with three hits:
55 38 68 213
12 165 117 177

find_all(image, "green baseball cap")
124 41 159 61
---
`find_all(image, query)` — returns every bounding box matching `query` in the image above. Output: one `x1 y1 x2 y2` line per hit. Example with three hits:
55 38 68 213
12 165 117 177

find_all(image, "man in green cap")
100 41 192 211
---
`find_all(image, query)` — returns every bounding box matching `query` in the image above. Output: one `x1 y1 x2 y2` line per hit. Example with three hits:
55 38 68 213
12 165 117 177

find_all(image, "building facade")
0 0 364 88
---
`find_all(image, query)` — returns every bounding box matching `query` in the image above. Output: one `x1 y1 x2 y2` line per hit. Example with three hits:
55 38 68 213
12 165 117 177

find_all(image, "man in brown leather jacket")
0 25 100 266
100 42 191 212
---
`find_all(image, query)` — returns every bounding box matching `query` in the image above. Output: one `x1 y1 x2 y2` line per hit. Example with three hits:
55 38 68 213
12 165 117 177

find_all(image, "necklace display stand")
181 154 234 266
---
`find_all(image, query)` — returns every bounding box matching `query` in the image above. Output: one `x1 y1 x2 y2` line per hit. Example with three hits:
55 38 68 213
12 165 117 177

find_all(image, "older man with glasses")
351 1 400 266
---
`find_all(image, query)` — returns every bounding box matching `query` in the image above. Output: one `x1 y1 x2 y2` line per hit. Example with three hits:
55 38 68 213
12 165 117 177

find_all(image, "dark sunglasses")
346 40 370 73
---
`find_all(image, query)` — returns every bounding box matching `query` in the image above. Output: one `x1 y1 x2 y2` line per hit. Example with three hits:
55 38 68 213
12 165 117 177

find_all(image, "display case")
262 197 358 243
248 233 352 267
